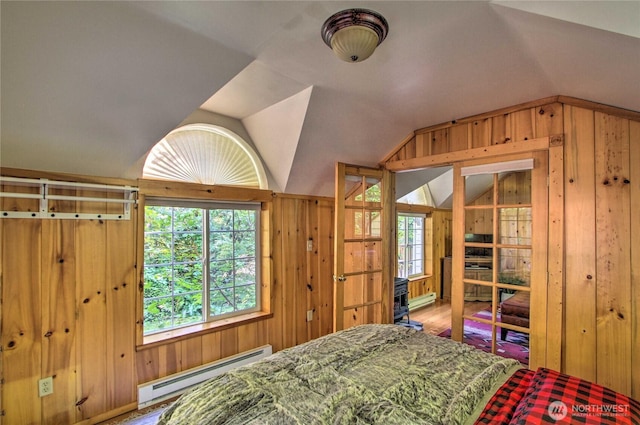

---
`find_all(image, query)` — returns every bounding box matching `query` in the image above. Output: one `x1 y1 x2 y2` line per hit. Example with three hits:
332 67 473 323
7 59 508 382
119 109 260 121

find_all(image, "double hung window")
143 199 260 335
397 213 425 278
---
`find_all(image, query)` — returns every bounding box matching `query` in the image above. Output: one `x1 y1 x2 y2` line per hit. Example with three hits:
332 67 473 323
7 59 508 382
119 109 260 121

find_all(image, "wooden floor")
411 299 489 335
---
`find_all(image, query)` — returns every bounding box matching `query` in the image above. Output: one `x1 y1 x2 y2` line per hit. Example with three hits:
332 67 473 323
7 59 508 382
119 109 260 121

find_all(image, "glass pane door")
462 170 532 365
334 164 392 331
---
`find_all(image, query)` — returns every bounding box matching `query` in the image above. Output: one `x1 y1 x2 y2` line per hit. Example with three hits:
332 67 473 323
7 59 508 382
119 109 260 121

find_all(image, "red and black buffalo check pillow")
476 367 640 424
475 368 534 424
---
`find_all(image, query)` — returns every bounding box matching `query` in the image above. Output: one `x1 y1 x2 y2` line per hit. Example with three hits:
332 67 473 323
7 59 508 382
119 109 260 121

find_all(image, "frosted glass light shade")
321 8 388 63
331 26 379 63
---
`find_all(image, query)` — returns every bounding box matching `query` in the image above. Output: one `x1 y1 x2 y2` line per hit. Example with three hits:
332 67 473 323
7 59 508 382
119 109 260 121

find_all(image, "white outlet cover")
39 377 53 397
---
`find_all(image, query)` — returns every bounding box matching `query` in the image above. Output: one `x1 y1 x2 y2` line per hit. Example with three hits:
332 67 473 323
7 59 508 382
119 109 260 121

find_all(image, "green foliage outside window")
143 204 259 334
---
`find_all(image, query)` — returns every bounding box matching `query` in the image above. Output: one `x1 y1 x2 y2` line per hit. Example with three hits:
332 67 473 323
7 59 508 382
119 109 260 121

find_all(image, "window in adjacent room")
397 213 425 278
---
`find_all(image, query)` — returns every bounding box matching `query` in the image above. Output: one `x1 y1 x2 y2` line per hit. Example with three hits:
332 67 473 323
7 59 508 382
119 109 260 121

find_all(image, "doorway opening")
397 155 544 367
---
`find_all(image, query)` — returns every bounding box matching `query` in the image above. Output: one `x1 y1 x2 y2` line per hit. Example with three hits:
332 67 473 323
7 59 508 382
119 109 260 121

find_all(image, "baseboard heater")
409 293 436 311
138 344 273 409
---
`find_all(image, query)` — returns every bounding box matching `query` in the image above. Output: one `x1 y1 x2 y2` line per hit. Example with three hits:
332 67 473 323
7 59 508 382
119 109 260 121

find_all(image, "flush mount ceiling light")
321 8 388 63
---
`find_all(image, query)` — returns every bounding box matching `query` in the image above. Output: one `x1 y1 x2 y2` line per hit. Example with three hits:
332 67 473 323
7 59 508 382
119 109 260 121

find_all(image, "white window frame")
143 197 261 335
397 213 426 278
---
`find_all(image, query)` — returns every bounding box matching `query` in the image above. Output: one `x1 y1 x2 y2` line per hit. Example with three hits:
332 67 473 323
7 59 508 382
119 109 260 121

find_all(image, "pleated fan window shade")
143 124 267 188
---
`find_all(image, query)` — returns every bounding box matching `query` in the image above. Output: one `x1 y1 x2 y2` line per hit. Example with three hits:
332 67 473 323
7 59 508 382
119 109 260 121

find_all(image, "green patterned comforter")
157 324 521 425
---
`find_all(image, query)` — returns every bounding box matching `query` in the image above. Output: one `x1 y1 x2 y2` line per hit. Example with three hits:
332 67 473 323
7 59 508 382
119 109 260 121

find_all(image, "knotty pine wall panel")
105 220 137 410
306 198 335 339
450 124 469 152
563 109 637 397
281 197 308 349
470 118 491 149
41 220 77 424
75 219 109 421
1 220 43 425
563 105 597 381
562 108 637 397
407 277 431 299
593 112 632 395
430 129 450 155
535 103 564 137
630 120 640 399
431 209 452 299
384 97 640 399
1 179 334 424
383 99 564 163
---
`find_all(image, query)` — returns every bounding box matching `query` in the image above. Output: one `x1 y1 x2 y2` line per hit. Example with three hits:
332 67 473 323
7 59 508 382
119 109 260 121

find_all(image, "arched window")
143 123 267 189
140 124 270 338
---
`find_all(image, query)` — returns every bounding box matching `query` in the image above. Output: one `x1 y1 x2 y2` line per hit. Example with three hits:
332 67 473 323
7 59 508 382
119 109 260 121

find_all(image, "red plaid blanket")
476 368 640 424
475 368 534 424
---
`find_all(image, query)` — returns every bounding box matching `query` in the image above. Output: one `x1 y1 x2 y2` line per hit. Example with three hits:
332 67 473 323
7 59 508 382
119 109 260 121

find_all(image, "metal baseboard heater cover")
137 344 273 409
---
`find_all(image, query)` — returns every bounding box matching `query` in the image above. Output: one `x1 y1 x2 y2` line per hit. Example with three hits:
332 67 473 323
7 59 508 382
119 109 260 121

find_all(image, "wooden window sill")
408 274 432 282
138 311 272 351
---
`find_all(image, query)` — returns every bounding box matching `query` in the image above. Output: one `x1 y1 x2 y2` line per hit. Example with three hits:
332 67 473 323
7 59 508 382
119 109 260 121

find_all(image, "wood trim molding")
379 131 417 165
396 203 435 214
138 179 273 202
558 96 640 122
385 135 556 172
546 144 564 370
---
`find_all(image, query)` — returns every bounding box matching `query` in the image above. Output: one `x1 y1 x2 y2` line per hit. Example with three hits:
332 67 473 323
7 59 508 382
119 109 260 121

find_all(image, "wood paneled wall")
428 209 451 299
136 193 336 381
1 217 138 424
383 96 640 399
383 96 564 166
563 107 640 397
0 173 334 424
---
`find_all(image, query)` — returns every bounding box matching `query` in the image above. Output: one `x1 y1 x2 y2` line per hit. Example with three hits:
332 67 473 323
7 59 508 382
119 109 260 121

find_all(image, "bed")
157 324 639 425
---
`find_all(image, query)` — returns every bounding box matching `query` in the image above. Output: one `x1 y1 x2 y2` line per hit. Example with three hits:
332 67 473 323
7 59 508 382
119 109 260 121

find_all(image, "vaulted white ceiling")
2 1 638 200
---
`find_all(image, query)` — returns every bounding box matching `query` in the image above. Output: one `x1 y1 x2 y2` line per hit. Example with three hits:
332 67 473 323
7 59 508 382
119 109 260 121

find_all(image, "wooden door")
451 151 548 369
334 163 394 331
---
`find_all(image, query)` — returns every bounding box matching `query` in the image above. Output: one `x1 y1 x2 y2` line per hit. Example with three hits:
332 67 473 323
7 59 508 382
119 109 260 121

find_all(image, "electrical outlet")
306 240 313 252
39 377 53 397
306 310 313 322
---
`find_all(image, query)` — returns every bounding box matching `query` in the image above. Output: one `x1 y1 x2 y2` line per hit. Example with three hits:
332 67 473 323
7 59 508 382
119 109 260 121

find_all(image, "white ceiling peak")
242 86 313 193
